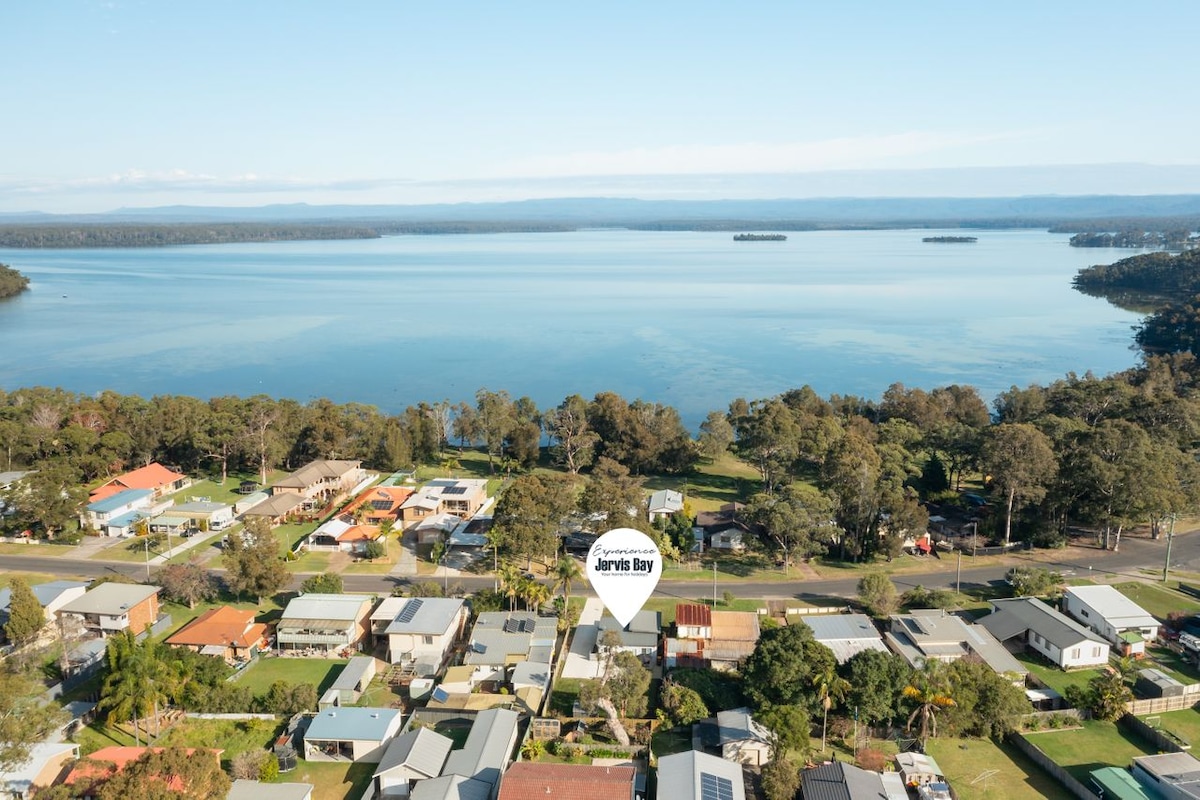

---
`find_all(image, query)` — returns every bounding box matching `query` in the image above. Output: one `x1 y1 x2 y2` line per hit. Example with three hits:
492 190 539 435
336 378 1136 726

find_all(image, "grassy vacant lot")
1113 581 1200 619
1025 719 1156 781
550 677 583 717
926 736 1071 800
1145 644 1200 684
641 597 765 626
179 470 286 506
290 760 375 800
1014 653 1103 697
156 717 284 766
235 657 348 696
275 521 321 552
643 453 760 513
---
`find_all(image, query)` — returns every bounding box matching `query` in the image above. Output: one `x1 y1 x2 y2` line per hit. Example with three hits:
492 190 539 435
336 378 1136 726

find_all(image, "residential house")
0 742 79 800
464 612 557 684
383 597 468 670
1131 752 1200 800
675 604 712 640
304 516 385 554
646 489 684 522
240 493 305 527
165 605 267 662
57 584 161 636
323 656 377 706
695 503 751 552
1090 767 1152 800
89 463 189 504
497 763 636 800
276 593 373 654
410 775 491 800
595 610 660 667
709 611 760 670
0 580 88 630
657 750 743 800
271 460 367 509
302 706 404 763
979 597 1111 670
149 500 234 533
227 780 314 800
399 480 489 528
80 489 158 536
440 708 520 792
710 528 746 552
800 761 909 800
896 753 945 787
345 486 413 527
372 727 454 798
1063 585 1160 656
884 609 1030 679
799 613 889 664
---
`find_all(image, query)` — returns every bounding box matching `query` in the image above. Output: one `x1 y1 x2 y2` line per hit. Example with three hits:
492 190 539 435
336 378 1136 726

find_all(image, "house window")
1071 648 1080 660
1093 647 1101 657
423 635 434 645
1080 609 1089 618
1033 632 1042 645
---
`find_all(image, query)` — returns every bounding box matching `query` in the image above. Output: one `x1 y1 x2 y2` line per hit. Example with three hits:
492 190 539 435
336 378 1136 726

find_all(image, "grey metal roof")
800 613 882 641
982 598 1107 650
465 613 556 666
226 779 313 800
384 597 465 635
411 775 492 800
0 580 88 613
801 761 895 800
59 583 159 616
441 707 519 787
173 500 231 514
304 706 402 743
657 749 745 800
510 661 552 691
331 656 376 692
1066 585 1160 627
1133 752 1200 797
281 593 371 623
597 610 660 649
716 708 770 747
374 727 453 779
884 610 1029 676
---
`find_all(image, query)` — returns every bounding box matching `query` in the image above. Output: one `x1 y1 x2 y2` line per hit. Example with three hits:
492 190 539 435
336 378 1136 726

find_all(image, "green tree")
475 388 516 473
552 557 585 604
742 624 834 711
757 703 811 759
903 661 956 749
842 649 911 727
364 538 388 560
659 680 710 727
1005 566 1063 598
760 755 801 800
857 573 899 617
697 410 735 461
733 398 800 492
95 745 230 800
5 464 86 539
222 518 289 603
1087 669 1133 721
0 667 67 772
99 632 173 745
300 572 344 594
157 557 217 609
492 473 576 568
812 662 851 753
980 423 1057 546
578 457 645 531
3 577 45 645
746 484 834 573
943 658 1031 738
545 394 599 474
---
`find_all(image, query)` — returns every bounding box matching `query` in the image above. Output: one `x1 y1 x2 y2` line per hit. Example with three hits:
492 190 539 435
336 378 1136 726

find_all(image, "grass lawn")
286 551 332 574
175 470 286 506
641 597 764 626
354 678 405 708
72 723 140 755
1145 644 1200 684
0 541 78 557
156 717 284 766
1153 708 1200 748
1025 719 1156 781
164 530 227 565
926 737 1072 800
643 453 761 513
650 725 692 757
290 760 375 800
1112 581 1200 619
550 677 583 717
275 521 320 552
235 656 348 696
1014 652 1104 697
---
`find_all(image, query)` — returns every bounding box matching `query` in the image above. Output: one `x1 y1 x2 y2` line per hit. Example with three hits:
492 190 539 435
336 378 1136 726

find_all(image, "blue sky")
4 1 1199 212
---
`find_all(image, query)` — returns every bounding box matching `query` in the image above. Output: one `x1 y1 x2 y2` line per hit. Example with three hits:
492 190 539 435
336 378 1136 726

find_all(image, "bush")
856 749 888 772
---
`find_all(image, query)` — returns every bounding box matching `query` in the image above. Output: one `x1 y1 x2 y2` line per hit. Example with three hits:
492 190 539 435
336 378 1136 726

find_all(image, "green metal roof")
1090 767 1150 800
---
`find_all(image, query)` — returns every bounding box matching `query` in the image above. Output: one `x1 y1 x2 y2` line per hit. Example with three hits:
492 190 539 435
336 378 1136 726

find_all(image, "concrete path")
391 530 419 577
561 597 605 679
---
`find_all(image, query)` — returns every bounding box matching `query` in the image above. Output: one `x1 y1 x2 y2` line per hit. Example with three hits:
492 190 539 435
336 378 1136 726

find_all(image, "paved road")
5 527 1199 602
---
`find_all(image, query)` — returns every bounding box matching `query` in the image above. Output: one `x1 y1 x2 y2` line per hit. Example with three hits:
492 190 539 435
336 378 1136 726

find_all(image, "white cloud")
487 131 1022 179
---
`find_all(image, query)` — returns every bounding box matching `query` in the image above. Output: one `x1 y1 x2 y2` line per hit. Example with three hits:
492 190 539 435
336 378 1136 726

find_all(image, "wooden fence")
1007 731 1100 800
1126 695 1199 716
1119 713 1190 753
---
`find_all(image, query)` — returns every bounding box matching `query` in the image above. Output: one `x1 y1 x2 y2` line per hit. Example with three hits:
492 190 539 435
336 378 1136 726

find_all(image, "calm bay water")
0 229 1140 428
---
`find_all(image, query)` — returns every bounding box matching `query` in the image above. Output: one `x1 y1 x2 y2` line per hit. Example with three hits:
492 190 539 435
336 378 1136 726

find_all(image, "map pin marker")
587 527 662 628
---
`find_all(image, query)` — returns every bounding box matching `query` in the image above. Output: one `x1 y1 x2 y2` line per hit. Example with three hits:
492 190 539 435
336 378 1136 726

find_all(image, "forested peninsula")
0 263 30 298
1074 249 1200 300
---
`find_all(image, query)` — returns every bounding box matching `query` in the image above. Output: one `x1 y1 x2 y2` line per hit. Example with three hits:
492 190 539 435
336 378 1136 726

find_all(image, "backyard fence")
1007 731 1100 800
189 713 277 721
1126 695 1199 716
1119 713 1190 752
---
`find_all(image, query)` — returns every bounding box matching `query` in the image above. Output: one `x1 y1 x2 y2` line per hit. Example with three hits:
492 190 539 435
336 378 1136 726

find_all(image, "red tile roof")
344 486 413 518
166 606 267 650
65 747 218 792
90 462 186 502
676 603 712 628
497 763 636 800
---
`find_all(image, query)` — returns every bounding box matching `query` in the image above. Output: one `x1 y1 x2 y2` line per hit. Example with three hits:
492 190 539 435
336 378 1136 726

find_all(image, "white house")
980 597 1110 669
80 489 159 536
647 489 684 521
302 706 404 763
372 727 453 798
383 597 468 671
658 750 746 800
0 580 88 630
1131 752 1200 800
1063 585 1160 656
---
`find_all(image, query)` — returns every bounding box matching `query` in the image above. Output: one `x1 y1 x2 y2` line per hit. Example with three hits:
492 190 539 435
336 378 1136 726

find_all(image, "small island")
0 263 30 300
922 236 977 243
734 233 787 241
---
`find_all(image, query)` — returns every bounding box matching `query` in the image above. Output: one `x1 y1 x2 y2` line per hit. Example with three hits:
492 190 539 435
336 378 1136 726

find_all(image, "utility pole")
956 550 962 595
1164 514 1177 583
713 562 718 608
144 535 151 582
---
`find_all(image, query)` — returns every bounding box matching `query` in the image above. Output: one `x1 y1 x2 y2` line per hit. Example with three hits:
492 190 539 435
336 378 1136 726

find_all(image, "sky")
4 1 1200 213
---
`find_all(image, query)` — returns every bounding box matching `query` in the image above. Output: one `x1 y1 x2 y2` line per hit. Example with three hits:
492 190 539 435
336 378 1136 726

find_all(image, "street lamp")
1163 513 1177 583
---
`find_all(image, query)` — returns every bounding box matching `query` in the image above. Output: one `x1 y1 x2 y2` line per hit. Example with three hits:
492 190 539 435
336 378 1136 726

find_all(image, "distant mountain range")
5 194 1200 227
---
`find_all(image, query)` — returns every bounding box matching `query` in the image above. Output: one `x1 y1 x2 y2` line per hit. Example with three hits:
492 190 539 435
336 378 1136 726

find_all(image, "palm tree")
812 662 851 754
498 563 522 612
525 580 551 614
902 661 956 750
99 633 172 745
440 456 460 477
552 557 585 604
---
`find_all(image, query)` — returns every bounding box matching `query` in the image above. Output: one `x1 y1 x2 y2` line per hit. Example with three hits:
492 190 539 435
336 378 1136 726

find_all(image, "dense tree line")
0 223 380 248
1069 230 1194 249
0 263 30 299
1073 248 1200 299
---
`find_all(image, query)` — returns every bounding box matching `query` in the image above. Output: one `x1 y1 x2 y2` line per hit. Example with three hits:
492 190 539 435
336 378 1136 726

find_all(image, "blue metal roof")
87 489 152 513
305 706 402 742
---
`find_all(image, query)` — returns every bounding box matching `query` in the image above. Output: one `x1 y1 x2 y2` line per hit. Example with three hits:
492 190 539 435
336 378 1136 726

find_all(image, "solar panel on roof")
431 686 450 703
442 486 468 495
397 599 424 623
369 499 392 510
503 618 520 634
700 772 735 800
